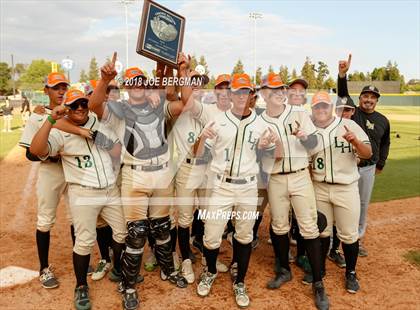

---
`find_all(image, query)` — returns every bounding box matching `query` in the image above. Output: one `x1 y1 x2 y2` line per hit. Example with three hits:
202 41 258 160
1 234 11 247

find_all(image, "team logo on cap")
342 97 348 104
237 77 247 84
369 85 375 91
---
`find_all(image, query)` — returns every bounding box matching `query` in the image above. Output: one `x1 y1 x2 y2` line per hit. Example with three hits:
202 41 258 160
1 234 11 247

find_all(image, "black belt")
185 158 208 165
217 174 255 184
276 168 306 175
131 162 168 172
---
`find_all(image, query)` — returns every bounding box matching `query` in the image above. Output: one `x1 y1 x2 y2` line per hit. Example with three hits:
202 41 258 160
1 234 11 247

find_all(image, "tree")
14 63 27 79
18 59 56 90
0 62 12 95
371 67 387 81
268 65 274 73
232 59 245 75
279 65 289 84
315 61 329 89
198 55 209 75
291 68 298 80
189 55 198 71
323 76 336 90
255 67 262 86
79 69 88 83
88 57 99 81
300 57 316 89
206 75 216 89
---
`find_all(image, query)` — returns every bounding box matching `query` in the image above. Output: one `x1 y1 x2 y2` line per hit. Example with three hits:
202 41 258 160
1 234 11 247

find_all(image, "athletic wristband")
47 115 56 125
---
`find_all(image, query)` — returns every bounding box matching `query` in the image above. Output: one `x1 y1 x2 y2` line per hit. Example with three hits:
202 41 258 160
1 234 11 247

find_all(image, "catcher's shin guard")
122 220 149 289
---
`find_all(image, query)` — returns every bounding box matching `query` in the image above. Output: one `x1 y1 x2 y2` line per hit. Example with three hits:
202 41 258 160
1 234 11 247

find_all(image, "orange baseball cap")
124 67 146 81
231 73 252 91
261 73 287 89
311 91 332 107
44 72 70 87
215 74 231 88
63 89 88 106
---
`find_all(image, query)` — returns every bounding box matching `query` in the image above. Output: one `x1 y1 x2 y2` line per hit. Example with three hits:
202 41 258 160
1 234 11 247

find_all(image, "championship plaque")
136 0 185 67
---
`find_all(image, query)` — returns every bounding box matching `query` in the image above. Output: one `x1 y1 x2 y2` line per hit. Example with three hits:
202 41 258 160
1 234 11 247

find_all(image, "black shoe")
161 270 188 288
312 281 329 310
267 267 292 289
328 250 346 268
302 270 326 285
74 285 91 310
122 288 139 310
345 271 360 294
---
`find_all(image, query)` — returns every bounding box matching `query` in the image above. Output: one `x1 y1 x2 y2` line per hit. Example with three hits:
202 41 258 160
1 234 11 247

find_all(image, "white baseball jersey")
19 108 52 149
170 109 204 160
205 110 266 177
259 104 317 174
45 114 118 188
193 99 230 125
105 99 172 166
311 117 370 184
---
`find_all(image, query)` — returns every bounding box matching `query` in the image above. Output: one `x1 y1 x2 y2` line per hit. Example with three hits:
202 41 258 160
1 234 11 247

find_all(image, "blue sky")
1 0 419 82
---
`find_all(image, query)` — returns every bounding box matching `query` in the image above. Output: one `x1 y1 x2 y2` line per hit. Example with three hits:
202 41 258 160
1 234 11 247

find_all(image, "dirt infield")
0 146 419 310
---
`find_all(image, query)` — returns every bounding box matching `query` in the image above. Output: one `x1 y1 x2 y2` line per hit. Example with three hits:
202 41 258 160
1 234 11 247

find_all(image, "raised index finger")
344 125 350 132
347 53 352 66
111 52 117 65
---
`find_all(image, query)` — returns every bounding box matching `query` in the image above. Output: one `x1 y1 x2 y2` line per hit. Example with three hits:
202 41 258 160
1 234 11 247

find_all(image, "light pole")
121 0 135 69
249 12 262 83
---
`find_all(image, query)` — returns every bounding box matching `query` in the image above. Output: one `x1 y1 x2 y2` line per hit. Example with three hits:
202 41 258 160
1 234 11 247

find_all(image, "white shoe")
91 259 111 281
197 271 217 297
201 256 228 273
181 259 195 284
173 252 181 271
233 282 250 308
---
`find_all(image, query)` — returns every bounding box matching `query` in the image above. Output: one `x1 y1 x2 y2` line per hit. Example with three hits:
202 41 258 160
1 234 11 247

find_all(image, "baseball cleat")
74 285 91 310
181 259 195 284
230 262 238 283
144 251 158 272
267 267 291 289
161 270 188 288
312 281 329 310
358 244 368 257
39 265 59 289
91 259 111 281
122 288 139 310
328 250 346 268
345 271 360 294
197 271 217 297
233 282 250 308
296 255 312 273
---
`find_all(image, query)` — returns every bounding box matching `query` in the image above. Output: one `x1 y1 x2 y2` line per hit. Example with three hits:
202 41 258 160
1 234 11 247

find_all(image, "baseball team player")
169 67 211 283
194 73 277 308
259 73 329 310
179 70 232 272
19 72 70 289
29 89 128 310
310 91 372 293
88 52 189 310
337 54 390 257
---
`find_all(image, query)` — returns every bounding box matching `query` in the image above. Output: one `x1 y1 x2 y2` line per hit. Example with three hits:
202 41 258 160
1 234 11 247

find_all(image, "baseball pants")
358 164 376 239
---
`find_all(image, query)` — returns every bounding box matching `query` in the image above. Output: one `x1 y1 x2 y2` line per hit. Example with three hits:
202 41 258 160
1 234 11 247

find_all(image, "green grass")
403 250 420 269
0 116 24 160
371 107 420 202
376 105 420 116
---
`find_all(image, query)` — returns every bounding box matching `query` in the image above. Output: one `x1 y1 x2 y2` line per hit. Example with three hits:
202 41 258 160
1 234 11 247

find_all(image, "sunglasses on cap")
337 107 355 112
67 100 88 111
232 88 251 96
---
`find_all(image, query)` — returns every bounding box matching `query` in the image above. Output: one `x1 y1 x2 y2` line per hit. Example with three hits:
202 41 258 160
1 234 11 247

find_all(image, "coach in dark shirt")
337 54 390 257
